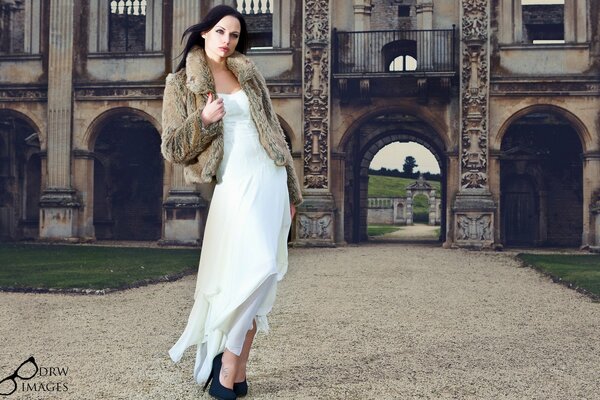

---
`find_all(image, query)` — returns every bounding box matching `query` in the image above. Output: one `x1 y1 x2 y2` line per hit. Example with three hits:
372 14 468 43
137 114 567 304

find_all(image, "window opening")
389 55 417 72
522 0 565 44
383 39 418 72
0 0 25 54
236 0 273 48
398 5 410 17
109 0 147 52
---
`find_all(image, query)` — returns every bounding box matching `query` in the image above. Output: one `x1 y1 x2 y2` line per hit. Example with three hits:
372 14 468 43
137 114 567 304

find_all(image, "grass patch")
0 243 199 291
368 175 441 198
517 253 600 299
368 225 402 237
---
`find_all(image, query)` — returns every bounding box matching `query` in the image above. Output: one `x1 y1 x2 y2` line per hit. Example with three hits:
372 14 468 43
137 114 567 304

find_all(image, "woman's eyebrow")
215 25 240 34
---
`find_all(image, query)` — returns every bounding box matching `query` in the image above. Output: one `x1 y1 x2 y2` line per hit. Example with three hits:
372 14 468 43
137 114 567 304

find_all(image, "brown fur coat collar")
185 46 256 94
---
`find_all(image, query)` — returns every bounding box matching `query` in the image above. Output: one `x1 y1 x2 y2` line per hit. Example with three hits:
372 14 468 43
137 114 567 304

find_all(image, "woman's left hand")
290 204 296 219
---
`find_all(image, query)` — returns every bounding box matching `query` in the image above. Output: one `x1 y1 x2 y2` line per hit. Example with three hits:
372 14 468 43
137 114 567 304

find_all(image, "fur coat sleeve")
160 72 222 164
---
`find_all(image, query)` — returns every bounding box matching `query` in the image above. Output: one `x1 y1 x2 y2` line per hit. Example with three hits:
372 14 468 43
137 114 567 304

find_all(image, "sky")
369 142 441 174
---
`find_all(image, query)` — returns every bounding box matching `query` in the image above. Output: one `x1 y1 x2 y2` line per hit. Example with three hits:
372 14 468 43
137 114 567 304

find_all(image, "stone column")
583 152 600 248
72 150 95 241
39 0 80 240
498 0 517 44
353 0 372 31
160 0 208 246
428 190 436 226
452 0 496 248
513 0 523 43
564 0 587 43
416 1 433 71
352 1 372 73
406 191 413 225
294 0 335 246
416 0 433 29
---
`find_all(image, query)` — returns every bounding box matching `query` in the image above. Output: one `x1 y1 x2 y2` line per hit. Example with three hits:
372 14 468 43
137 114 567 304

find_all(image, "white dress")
168 89 292 385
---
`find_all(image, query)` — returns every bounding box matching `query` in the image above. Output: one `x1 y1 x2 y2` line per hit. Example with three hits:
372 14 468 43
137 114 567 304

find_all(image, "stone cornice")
72 81 302 100
490 77 600 96
0 85 47 102
73 83 165 101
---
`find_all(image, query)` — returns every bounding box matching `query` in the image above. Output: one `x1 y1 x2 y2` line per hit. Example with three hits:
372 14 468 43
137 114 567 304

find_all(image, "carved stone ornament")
298 212 333 240
460 0 489 190
456 213 493 241
74 86 164 100
267 82 302 98
0 88 47 101
303 0 330 189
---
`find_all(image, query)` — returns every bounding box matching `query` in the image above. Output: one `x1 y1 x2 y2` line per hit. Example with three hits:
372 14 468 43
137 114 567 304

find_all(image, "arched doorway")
92 112 162 241
500 111 583 246
343 112 447 243
0 111 41 240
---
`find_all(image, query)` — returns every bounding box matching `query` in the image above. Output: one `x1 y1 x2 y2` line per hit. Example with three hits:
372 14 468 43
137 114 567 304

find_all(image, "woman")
161 5 303 400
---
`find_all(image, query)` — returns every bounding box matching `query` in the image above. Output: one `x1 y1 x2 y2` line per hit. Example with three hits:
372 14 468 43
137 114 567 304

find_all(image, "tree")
402 156 418 175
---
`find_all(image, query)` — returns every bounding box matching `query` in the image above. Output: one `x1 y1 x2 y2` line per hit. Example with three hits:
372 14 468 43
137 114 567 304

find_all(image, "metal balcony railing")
333 28 457 76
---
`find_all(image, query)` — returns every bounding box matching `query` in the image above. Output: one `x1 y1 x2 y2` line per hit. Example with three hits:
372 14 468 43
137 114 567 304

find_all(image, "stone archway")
343 112 447 243
500 111 583 246
91 111 163 241
0 110 41 240
406 176 441 225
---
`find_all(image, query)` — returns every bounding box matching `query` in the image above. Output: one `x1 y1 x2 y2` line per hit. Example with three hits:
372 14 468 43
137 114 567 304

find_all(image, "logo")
0 357 38 396
0 357 69 396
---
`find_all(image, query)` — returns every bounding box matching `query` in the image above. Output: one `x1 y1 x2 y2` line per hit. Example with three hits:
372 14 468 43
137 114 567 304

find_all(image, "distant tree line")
368 167 441 181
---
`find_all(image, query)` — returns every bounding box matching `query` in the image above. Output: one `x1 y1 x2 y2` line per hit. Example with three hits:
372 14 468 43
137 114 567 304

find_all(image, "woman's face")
202 15 241 61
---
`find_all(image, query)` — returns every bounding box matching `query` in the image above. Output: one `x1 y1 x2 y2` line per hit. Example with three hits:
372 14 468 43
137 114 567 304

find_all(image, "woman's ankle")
234 362 247 382
220 351 240 389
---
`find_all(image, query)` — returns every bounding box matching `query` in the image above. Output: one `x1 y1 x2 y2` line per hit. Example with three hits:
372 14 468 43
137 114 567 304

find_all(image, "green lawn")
518 254 600 299
368 225 402 237
368 175 441 197
369 175 441 222
0 243 199 291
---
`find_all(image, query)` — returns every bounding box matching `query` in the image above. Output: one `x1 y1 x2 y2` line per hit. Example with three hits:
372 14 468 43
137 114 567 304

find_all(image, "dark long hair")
174 5 249 72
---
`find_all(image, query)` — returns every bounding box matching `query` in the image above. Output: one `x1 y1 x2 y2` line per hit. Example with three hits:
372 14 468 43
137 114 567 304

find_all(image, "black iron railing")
333 28 456 76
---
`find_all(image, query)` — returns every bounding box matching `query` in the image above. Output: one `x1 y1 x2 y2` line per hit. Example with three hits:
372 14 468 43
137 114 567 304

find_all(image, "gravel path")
382 224 438 239
1 244 598 399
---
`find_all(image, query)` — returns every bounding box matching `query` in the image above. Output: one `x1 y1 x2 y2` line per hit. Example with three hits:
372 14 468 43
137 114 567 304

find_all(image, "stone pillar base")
292 192 336 247
160 191 207 246
451 192 496 249
39 189 81 241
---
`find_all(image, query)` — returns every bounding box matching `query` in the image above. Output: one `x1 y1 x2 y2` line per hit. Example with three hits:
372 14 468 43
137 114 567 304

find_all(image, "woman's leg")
235 320 257 382
220 322 256 388
220 350 241 389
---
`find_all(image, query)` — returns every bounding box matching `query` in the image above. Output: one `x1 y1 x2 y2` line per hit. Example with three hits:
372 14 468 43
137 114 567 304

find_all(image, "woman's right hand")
201 92 225 127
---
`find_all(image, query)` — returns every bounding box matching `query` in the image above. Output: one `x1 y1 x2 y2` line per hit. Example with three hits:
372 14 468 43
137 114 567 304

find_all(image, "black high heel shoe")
203 353 237 400
233 380 248 397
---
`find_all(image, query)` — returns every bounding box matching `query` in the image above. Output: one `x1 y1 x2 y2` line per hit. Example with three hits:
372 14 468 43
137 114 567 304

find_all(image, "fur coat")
161 46 303 206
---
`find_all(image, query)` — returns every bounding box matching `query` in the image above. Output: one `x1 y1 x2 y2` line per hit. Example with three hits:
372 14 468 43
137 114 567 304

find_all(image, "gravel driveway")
1 243 598 399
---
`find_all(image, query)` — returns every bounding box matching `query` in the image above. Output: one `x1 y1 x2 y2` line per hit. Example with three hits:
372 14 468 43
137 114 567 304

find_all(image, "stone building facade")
1 0 599 249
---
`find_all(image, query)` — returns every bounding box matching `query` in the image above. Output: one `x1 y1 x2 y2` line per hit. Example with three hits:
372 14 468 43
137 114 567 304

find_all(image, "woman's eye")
232 34 239 39
216 29 224 34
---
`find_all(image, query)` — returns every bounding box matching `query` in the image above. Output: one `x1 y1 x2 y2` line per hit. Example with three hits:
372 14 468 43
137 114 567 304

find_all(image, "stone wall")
368 207 395 225
370 0 416 30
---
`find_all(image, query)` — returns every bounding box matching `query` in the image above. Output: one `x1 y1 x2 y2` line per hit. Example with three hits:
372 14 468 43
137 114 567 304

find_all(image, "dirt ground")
1 243 598 399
